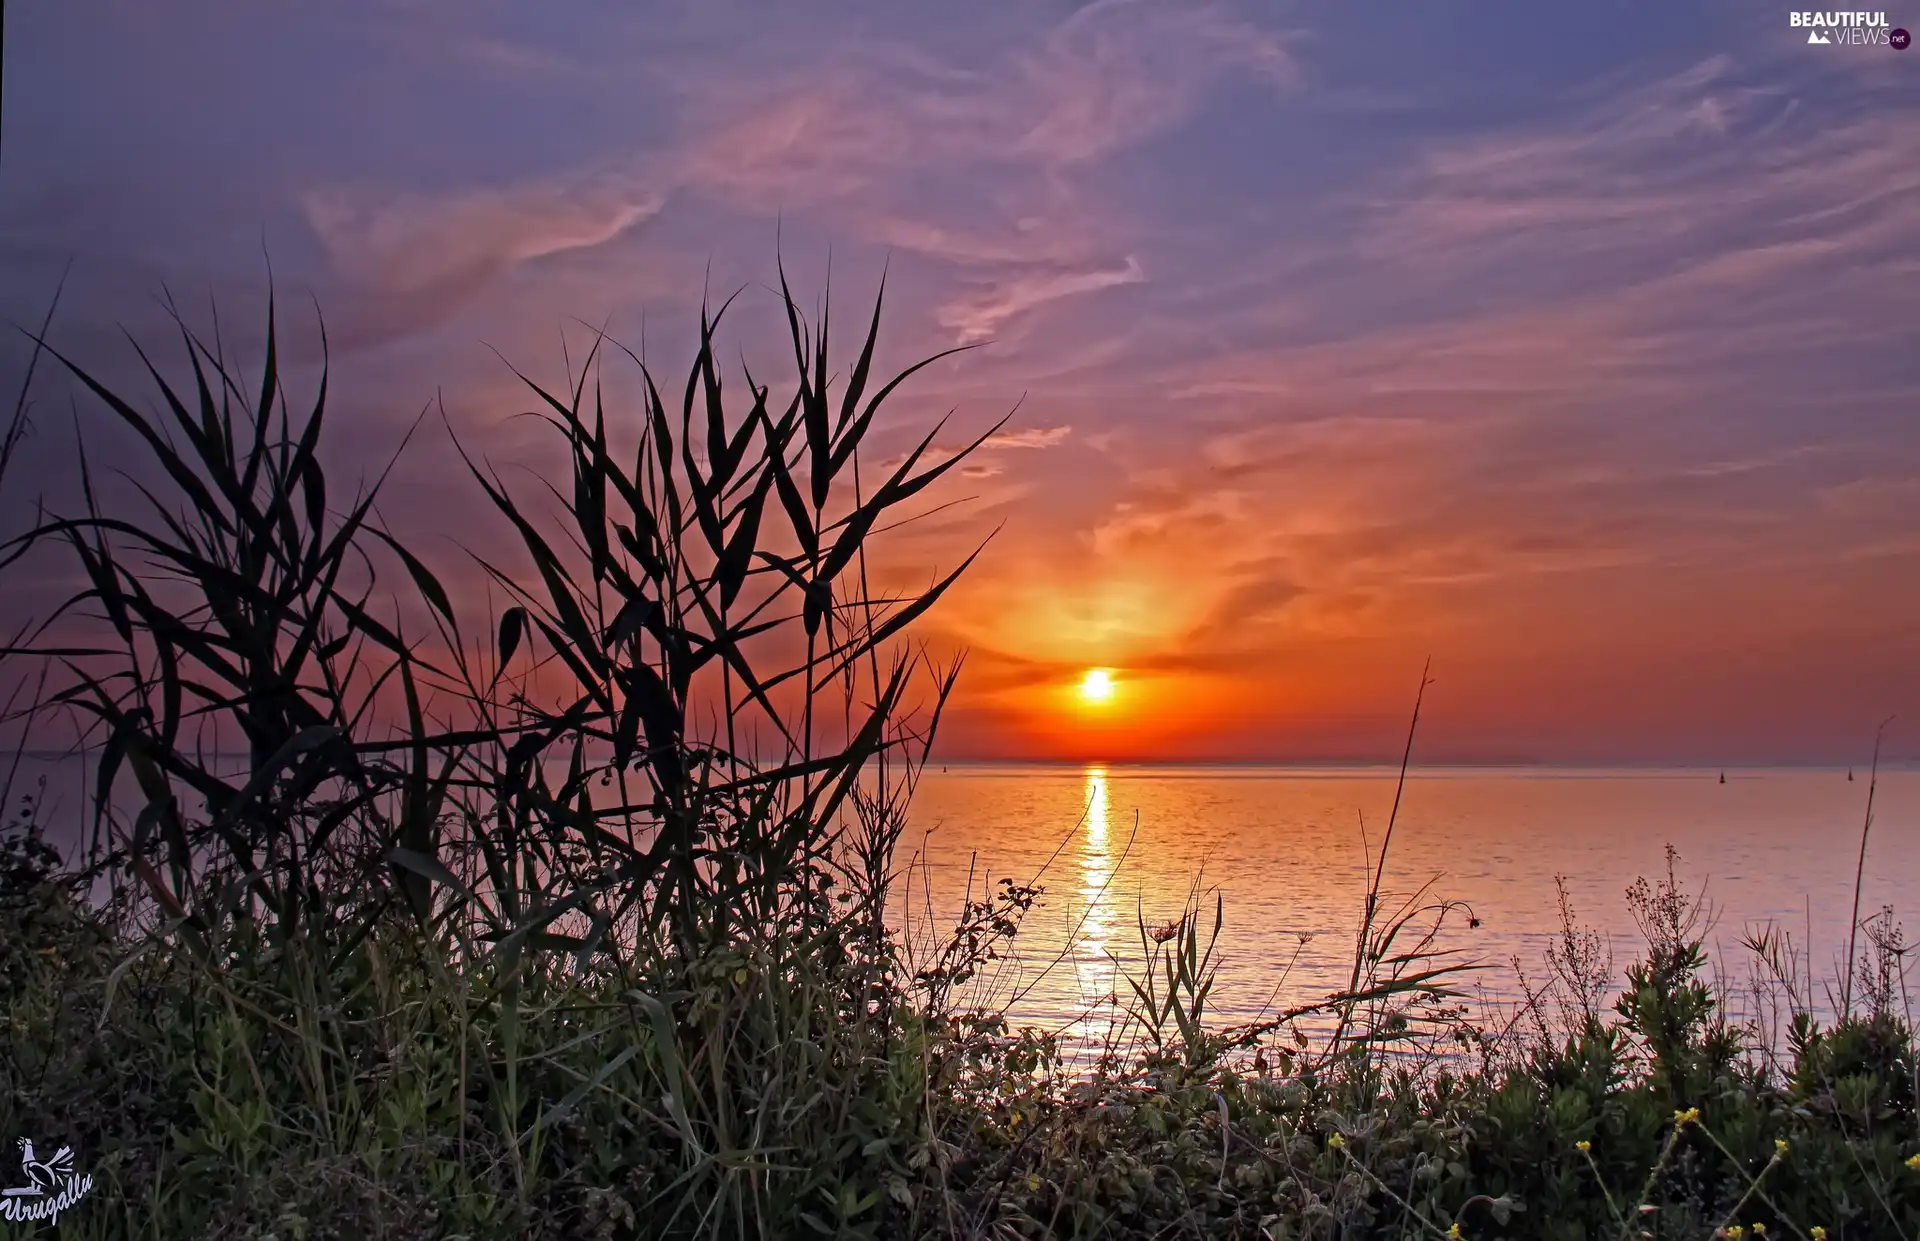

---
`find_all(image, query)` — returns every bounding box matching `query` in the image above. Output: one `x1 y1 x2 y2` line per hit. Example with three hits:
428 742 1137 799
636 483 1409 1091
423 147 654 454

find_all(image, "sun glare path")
1079 668 1116 703
1075 765 1117 1040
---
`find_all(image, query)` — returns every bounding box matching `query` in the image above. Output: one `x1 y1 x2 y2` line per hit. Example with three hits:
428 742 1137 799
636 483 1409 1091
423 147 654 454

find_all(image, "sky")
0 0 1916 765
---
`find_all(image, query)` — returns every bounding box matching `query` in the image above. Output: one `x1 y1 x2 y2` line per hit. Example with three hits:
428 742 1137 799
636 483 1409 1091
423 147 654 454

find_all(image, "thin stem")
1841 714 1895 1017
1332 658 1432 1060
1370 657 1433 913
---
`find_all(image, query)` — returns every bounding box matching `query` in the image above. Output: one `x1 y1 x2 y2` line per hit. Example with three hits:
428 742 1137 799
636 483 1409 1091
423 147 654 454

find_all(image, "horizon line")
10 750 1917 772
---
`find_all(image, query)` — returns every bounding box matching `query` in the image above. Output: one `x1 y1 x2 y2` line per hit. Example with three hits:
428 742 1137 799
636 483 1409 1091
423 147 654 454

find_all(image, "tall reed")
2 265 1005 1238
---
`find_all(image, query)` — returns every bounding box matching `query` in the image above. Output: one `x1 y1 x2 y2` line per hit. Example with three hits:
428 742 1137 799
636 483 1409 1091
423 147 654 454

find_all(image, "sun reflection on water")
1073 765 1119 1041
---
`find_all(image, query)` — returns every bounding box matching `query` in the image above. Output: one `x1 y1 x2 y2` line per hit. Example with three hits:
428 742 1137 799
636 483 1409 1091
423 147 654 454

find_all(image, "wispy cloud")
1006 0 1296 163
294 1 1294 349
668 0 1296 187
1362 54 1919 288
988 425 1073 450
303 178 664 294
939 257 1145 342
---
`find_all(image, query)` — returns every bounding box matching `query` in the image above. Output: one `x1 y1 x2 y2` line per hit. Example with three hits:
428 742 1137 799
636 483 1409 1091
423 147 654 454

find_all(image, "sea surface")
14 753 1917 1051
892 765 1920 1048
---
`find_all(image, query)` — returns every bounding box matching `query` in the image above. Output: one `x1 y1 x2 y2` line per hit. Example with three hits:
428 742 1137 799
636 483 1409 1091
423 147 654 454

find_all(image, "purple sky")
1 0 1916 763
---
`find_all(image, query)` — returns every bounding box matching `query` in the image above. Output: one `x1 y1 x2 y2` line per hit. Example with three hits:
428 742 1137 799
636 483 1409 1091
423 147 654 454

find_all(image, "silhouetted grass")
0 275 1915 1239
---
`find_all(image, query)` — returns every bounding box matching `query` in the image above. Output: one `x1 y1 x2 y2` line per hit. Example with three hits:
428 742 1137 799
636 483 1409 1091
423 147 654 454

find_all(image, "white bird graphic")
3 1137 73 1196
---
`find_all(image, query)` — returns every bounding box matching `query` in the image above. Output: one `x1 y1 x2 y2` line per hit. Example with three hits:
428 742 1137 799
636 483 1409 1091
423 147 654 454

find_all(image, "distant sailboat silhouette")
1719 771 1726 784
1848 767 1855 782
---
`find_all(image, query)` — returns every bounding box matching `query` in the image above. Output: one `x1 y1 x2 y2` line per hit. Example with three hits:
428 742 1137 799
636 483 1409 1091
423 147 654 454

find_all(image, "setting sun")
1078 668 1116 704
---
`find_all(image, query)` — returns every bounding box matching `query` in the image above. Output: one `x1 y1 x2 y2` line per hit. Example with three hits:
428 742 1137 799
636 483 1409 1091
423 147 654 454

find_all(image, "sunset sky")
1 0 1916 765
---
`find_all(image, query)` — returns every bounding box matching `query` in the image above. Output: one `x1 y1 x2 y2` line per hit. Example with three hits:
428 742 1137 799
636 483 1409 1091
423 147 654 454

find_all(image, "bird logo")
2 1137 73 1197
1 1136 93 1225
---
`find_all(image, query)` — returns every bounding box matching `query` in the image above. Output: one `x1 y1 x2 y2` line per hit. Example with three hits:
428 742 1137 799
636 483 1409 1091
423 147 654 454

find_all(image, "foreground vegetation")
1 276 1916 1238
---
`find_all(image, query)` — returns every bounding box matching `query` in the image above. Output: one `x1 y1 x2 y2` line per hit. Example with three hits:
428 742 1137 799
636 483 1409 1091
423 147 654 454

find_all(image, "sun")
1078 668 1116 704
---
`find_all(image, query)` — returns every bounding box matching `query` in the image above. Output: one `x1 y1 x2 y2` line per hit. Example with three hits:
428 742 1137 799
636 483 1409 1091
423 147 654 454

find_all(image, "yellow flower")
1446 1225 1462 1240
1674 1107 1701 1127
1774 1139 1788 1156
1907 1151 1920 1171
1327 1133 1347 1150
1575 1139 1591 1154
1752 1226 1767 1237
1811 1229 1827 1240
1721 1227 1744 1240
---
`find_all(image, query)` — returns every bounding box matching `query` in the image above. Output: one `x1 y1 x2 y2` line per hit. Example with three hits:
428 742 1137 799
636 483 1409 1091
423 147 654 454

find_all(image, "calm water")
15 753 1916 1046
893 765 1920 1045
